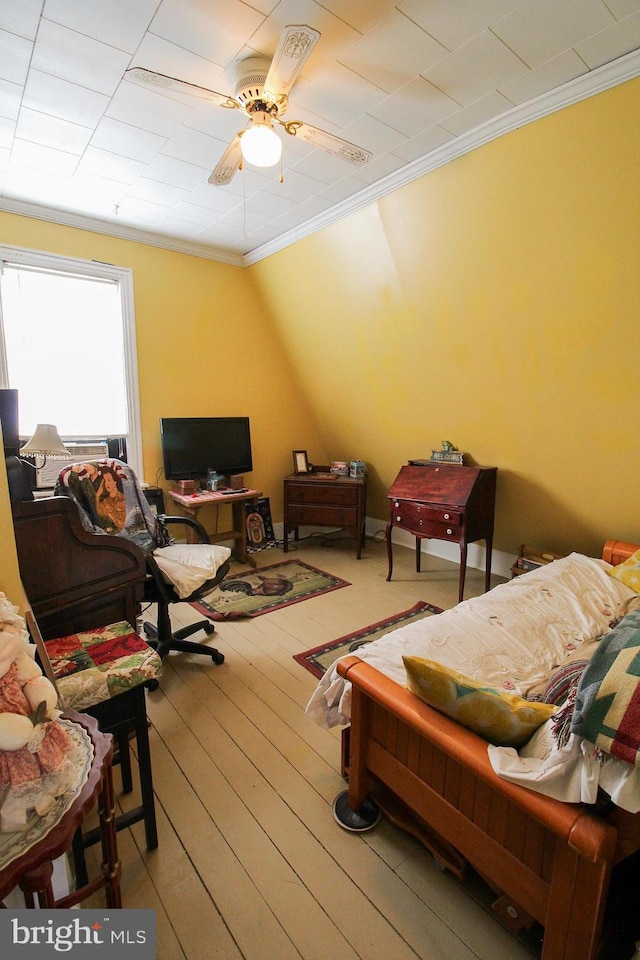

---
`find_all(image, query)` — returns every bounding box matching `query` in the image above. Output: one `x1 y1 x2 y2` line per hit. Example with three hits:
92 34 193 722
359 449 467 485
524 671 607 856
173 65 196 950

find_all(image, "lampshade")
20 424 72 459
241 114 282 168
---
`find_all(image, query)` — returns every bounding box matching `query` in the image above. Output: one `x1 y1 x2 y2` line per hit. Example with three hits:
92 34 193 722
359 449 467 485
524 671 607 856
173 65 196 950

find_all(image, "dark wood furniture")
283 470 367 559
167 486 262 569
336 539 640 960
0 711 121 909
11 497 157 859
386 463 497 602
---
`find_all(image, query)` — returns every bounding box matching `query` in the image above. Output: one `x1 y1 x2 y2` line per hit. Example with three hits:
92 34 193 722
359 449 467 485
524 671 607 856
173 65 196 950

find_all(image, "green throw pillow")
403 656 555 748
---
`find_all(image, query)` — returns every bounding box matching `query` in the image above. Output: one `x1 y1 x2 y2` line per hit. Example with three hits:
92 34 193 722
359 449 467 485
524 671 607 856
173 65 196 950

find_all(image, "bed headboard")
603 539 640 566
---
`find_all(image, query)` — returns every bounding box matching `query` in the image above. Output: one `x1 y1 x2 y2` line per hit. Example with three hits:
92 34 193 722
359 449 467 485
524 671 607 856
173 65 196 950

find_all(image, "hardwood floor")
84 536 542 960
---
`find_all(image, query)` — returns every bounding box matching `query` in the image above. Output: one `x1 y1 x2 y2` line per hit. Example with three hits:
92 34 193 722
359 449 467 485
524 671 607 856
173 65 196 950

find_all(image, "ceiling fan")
126 24 372 186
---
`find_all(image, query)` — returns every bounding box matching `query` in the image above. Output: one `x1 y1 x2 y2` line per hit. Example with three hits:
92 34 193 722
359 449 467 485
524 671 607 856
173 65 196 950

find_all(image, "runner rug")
293 600 443 679
190 560 350 621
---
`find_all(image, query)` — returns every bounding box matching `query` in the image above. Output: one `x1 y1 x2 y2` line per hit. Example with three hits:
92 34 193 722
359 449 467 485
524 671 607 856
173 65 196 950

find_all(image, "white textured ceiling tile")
127 177 192 207
43 0 160 52
319 176 368 203
370 77 460 137
5 166 77 204
218 206 271 230
349 152 407 184
130 33 230 92
31 19 131 95
0 146 11 174
290 193 335 219
152 216 201 239
16 108 93 155
166 201 215 225
10 138 80 176
184 102 246 140
244 190 296 218
0 115 14 149
439 91 515 137
220 166 273 197
78 146 147 183
315 0 397 34
423 32 529 106
293 62 386 129
160 126 227 169
148 0 263 66
0 78 22 121
492 0 614 69
144 153 209 190
185 180 242 212
116 195 170 221
606 0 640 15
340 9 448 94
0 0 42 38
107 80 193 136
262 168 324 202
390 124 454 162
71 171 130 201
23 70 110 127
342 114 407 154
575 12 640 68
0 29 32 84
398 0 525 50
499 50 589 105
91 117 167 162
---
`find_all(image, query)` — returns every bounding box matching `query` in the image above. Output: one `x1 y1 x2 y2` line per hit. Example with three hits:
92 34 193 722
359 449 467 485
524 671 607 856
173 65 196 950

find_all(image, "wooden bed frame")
337 539 640 960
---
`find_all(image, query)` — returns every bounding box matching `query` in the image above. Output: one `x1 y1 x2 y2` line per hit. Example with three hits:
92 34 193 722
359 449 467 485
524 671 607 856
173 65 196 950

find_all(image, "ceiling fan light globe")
241 124 282 167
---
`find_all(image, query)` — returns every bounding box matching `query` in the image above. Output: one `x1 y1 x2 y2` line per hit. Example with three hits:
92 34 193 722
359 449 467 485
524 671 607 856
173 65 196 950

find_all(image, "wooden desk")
0 711 121 909
167 487 262 569
386 463 497 602
283 471 367 559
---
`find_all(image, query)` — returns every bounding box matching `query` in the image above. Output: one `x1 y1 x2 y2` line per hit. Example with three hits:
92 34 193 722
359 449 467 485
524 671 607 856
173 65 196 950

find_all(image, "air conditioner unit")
37 441 109 488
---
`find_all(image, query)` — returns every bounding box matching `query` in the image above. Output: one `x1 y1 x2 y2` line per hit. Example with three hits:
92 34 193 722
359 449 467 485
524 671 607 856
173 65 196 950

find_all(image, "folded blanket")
571 610 640 765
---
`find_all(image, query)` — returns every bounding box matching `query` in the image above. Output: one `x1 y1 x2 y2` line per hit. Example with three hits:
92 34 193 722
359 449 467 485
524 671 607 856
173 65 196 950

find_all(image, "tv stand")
167 487 262 569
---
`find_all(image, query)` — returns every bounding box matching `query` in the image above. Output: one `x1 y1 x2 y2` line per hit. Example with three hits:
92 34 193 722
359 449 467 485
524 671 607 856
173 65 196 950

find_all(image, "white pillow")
153 543 231 599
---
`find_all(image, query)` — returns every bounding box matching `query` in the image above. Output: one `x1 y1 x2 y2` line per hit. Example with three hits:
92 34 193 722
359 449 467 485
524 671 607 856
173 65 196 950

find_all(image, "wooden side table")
167 487 262 568
283 470 367 559
0 711 121 909
386 463 497 602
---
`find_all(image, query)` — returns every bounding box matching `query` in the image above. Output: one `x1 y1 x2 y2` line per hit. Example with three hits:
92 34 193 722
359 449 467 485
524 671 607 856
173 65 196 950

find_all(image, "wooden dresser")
386 462 497 601
283 470 366 559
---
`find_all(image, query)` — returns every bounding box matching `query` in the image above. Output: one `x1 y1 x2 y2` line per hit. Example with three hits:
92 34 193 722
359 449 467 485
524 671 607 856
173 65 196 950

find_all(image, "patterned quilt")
571 609 640 765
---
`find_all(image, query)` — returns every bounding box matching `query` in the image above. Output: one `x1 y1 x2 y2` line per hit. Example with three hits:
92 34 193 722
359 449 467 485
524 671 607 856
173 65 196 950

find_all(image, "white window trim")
0 243 143 479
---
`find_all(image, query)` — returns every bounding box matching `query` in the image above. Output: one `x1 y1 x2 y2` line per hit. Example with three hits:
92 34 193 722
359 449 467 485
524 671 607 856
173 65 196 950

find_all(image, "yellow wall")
249 78 640 556
0 215 327 599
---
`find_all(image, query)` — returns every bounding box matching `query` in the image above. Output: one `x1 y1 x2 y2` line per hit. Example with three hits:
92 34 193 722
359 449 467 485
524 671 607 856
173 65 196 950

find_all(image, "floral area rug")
190 560 350 621
293 600 442 679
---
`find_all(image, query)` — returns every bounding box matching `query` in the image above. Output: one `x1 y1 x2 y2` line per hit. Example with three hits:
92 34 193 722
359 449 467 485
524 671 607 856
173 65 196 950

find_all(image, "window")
0 245 142 477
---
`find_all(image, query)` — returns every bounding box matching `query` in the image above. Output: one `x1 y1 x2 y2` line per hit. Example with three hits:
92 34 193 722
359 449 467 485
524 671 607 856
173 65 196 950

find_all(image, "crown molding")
0 197 245 266
243 48 640 266
0 50 637 269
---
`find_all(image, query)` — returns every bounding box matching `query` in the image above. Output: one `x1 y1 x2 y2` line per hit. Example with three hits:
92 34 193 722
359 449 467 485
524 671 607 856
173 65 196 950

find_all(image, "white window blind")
0 245 142 477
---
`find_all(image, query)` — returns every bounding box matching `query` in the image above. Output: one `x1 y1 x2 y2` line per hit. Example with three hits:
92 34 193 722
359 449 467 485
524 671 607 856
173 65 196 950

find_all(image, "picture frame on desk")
293 450 309 474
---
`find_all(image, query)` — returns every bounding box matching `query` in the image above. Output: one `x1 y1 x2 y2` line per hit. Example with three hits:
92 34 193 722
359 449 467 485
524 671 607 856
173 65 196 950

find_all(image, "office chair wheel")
211 651 225 665
203 622 215 635
145 678 160 692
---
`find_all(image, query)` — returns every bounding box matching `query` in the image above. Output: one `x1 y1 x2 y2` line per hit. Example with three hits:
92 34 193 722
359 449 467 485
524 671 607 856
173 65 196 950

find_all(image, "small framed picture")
293 450 309 474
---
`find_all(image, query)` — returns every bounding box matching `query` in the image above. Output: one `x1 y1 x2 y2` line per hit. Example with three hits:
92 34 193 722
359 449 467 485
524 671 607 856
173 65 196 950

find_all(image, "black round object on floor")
332 790 381 832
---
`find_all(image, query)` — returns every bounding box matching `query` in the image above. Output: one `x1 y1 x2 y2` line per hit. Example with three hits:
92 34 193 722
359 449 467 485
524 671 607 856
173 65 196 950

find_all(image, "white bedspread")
306 553 634 729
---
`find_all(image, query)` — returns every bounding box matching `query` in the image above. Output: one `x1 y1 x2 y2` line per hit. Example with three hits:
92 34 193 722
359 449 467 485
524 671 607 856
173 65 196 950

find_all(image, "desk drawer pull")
447 528 453 535
444 513 450 520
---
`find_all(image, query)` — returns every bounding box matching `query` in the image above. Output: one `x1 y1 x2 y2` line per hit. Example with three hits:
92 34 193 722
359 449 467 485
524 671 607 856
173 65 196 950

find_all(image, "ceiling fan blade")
126 67 235 108
262 24 320 102
208 134 243 186
283 121 371 166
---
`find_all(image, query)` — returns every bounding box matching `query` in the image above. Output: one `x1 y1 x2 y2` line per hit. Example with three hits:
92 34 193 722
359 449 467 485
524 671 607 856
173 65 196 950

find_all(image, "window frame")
0 243 143 478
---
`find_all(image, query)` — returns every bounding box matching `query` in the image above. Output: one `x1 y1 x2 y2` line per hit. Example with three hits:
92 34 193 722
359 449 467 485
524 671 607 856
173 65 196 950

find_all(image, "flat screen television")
160 417 252 480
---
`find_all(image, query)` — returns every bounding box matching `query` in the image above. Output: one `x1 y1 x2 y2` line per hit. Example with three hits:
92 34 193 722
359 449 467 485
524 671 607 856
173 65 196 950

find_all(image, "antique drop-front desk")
386 463 497 602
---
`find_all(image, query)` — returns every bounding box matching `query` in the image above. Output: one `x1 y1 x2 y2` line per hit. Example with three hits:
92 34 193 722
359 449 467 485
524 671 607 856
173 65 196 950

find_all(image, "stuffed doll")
0 593 76 833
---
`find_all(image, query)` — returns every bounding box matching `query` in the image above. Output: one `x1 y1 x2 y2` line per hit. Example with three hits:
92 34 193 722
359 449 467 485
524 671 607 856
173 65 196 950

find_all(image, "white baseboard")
273 518 514 581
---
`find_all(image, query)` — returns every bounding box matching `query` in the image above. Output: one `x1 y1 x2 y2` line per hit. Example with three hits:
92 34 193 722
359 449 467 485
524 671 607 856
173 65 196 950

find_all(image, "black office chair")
54 458 232 665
